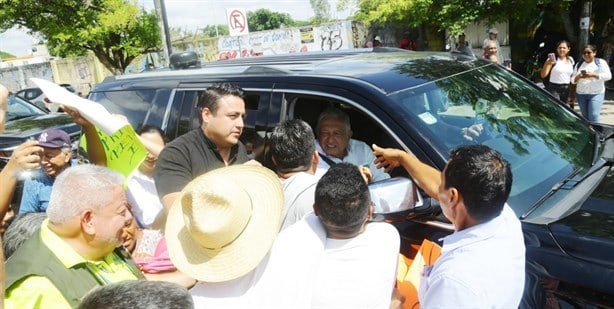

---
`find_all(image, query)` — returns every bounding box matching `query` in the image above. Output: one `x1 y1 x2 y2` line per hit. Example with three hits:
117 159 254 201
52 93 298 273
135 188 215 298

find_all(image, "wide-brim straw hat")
165 165 284 282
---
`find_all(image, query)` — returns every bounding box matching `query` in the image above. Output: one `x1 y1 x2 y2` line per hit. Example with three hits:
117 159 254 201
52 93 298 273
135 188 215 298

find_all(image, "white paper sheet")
31 78 127 135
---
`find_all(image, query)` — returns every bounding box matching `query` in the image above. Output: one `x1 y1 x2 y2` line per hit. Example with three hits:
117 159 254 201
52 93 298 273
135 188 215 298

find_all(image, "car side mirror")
369 177 423 218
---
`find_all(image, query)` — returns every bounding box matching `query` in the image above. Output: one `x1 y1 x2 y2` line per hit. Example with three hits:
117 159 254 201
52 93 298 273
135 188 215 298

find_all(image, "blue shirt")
419 205 526 308
19 171 54 214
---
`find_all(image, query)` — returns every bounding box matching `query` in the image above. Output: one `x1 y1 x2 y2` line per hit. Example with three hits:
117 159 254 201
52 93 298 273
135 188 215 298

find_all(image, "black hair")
269 119 315 173
78 280 194 309
444 145 512 222
196 82 246 115
314 163 370 236
136 124 167 144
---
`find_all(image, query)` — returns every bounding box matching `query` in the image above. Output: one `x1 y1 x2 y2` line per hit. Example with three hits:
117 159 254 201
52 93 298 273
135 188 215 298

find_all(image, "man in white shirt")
269 119 320 230
373 144 525 308
315 107 389 182
251 163 400 308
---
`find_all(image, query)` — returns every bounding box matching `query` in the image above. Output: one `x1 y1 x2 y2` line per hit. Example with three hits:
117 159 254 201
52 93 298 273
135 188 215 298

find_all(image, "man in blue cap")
19 128 72 214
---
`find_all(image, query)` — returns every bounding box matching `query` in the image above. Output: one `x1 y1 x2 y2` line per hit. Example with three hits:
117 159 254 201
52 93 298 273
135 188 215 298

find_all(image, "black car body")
0 95 81 169
15 84 77 112
89 49 614 307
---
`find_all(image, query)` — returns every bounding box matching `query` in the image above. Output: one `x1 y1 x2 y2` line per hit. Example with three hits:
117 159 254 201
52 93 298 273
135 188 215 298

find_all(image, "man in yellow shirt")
4 164 144 308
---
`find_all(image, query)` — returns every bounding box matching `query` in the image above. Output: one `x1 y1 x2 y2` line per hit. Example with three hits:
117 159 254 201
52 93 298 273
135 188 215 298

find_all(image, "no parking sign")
227 8 249 36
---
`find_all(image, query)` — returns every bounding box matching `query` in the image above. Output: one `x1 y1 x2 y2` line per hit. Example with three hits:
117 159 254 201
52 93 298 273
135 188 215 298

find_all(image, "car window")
89 89 164 130
6 96 46 121
388 64 595 216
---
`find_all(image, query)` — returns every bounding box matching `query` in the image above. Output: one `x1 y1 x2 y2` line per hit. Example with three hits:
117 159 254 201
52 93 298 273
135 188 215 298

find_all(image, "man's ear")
81 210 96 235
312 205 318 217
201 107 212 123
347 129 353 139
310 151 319 172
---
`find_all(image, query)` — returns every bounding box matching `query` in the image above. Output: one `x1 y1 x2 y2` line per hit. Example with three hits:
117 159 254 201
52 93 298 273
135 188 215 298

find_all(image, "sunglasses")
583 51 593 55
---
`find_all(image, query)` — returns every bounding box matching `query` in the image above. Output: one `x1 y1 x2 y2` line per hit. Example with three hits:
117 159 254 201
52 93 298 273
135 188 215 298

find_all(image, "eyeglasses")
583 51 593 55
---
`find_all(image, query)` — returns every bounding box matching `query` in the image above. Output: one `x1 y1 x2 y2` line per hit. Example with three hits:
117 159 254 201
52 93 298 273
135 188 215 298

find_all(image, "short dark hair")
196 82 245 115
78 280 194 309
136 125 167 144
444 145 512 222
269 119 315 173
3 212 47 260
314 163 371 236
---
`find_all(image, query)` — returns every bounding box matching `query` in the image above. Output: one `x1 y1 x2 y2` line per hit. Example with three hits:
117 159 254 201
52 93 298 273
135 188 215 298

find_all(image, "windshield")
7 96 46 121
388 63 595 216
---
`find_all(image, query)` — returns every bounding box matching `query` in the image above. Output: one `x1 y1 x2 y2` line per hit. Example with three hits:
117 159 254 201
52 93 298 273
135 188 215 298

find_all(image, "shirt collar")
199 129 239 162
40 219 89 268
440 205 511 252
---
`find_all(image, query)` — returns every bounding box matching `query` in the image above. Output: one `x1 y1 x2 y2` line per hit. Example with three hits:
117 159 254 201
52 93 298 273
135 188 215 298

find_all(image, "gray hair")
316 107 351 133
78 280 194 309
3 212 47 259
46 165 125 224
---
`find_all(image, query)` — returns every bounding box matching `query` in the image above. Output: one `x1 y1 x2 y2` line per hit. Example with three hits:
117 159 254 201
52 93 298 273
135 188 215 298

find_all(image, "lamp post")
153 0 172 67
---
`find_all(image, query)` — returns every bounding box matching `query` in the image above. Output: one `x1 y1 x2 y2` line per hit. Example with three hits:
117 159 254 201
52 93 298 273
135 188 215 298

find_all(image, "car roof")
96 49 487 94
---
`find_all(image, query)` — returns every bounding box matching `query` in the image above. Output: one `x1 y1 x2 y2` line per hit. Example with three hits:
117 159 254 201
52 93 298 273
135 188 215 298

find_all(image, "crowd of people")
0 81 527 308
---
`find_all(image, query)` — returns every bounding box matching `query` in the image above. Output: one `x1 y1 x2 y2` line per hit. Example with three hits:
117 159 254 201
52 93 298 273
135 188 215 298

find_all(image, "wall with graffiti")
172 20 366 63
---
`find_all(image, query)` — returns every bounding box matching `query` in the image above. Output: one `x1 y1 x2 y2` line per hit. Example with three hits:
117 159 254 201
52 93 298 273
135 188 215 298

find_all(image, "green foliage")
200 25 229 38
0 0 161 74
0 50 16 59
247 9 295 32
310 0 332 24
342 0 563 35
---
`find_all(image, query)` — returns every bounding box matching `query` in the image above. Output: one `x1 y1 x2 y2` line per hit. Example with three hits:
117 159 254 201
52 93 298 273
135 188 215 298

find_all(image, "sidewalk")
572 90 614 125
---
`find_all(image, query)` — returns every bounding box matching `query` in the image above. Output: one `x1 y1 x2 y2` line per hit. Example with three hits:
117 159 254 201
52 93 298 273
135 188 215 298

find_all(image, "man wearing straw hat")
165 164 284 308
154 83 249 211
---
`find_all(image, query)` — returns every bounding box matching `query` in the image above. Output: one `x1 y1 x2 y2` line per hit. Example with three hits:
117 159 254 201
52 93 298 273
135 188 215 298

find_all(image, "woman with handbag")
541 40 575 105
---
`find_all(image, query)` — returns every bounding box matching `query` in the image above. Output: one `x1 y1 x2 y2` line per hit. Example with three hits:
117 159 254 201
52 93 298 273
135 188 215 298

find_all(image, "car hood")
0 113 80 149
547 133 614 271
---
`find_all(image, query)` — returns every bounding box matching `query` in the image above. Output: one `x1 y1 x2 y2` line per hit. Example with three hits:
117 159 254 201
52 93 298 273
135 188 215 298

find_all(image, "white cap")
488 28 498 34
374 36 381 41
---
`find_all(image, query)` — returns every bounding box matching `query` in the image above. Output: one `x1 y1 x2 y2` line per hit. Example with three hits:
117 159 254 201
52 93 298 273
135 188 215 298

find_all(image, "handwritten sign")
32 78 146 182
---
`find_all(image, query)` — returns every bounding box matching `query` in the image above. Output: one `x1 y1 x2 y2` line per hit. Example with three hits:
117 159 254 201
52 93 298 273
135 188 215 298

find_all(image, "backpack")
574 57 601 73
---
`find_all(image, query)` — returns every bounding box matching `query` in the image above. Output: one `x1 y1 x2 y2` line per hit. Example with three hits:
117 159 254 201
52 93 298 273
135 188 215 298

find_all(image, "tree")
201 25 230 38
310 0 332 24
338 0 563 34
247 9 295 32
0 0 161 74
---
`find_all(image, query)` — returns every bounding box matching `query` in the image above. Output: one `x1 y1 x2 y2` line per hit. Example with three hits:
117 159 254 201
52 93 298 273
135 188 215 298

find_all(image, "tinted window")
388 63 594 216
89 89 168 129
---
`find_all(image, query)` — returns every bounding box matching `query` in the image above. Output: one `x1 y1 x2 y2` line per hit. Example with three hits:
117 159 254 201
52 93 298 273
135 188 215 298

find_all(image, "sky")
0 0 353 57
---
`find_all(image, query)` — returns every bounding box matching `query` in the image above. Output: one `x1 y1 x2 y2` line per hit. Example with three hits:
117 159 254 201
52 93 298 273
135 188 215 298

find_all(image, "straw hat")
165 165 284 282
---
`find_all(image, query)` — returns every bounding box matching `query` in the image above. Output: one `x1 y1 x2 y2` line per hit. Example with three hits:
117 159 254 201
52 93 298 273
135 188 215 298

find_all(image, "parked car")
89 49 614 307
15 84 77 113
0 95 81 170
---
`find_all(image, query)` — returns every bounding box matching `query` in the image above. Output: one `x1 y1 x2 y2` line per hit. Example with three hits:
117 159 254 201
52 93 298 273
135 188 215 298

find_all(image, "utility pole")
578 1 592 59
153 0 172 67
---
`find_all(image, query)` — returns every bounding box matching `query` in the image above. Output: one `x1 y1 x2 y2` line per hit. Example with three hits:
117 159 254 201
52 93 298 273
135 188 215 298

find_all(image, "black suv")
90 49 614 307
0 95 80 169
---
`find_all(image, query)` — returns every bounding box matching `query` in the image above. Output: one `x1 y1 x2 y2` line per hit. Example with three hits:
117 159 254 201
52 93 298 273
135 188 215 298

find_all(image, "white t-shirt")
190 268 259 308
249 214 400 309
311 222 400 309
126 170 165 230
280 172 319 231
549 58 574 84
